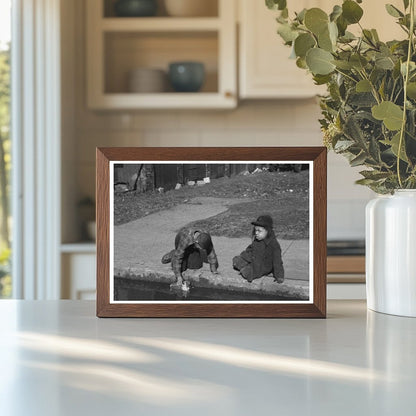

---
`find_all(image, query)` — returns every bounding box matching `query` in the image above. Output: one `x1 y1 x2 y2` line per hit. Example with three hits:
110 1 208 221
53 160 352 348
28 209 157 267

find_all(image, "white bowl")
128 68 167 93
164 0 217 17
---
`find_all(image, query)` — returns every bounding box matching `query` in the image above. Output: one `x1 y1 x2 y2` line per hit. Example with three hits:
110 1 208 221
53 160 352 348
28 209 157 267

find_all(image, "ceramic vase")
168 62 205 92
114 0 157 17
366 190 416 317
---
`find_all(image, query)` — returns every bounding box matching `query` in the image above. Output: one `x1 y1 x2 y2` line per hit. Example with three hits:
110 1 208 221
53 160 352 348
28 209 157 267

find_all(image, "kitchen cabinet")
238 0 404 99
86 0 237 109
238 0 325 99
61 244 96 300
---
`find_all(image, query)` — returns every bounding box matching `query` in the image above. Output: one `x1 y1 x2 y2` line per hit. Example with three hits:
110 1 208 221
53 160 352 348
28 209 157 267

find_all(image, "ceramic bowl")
114 0 158 17
168 62 205 92
128 68 167 93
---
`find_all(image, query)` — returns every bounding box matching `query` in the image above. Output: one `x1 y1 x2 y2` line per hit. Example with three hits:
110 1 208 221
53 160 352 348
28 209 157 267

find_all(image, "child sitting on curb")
232 215 284 283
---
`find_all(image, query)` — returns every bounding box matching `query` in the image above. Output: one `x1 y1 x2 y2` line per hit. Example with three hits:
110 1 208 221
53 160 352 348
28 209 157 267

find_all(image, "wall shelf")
101 17 221 31
86 0 236 109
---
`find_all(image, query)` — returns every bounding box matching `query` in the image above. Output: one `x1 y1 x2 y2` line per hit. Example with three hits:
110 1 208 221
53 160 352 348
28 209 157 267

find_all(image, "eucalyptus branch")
397 0 415 188
393 85 404 103
358 69 381 104
390 79 398 101
334 68 359 84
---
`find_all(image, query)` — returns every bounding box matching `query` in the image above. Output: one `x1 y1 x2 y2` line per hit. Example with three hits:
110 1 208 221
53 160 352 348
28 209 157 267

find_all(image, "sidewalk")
114 197 310 300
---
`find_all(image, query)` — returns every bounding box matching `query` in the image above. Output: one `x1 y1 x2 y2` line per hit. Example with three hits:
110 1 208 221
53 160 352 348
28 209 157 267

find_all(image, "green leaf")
385 4 404 18
350 151 367 167
330 5 342 22
344 115 367 147
372 101 404 131
389 132 409 162
296 8 307 23
313 74 332 85
276 14 287 24
336 15 348 36
369 136 382 163
306 48 335 75
334 139 355 151
342 0 364 24
294 33 316 58
355 178 377 186
360 170 391 181
266 0 287 11
375 55 395 70
328 21 338 45
371 29 380 43
348 92 377 107
393 60 402 79
378 78 386 100
401 61 416 76
403 0 410 10
318 27 334 52
339 31 356 43
277 23 298 43
333 60 352 70
407 82 416 99
296 57 308 69
356 79 372 92
350 54 368 70
363 29 376 46
304 8 329 35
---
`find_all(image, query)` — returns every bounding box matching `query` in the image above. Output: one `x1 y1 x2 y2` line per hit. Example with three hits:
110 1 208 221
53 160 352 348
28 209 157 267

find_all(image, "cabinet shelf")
90 92 235 110
86 0 236 109
101 17 221 32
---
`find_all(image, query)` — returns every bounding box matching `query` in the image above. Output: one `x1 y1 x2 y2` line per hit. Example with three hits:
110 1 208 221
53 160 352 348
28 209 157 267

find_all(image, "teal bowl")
168 62 205 92
114 0 157 17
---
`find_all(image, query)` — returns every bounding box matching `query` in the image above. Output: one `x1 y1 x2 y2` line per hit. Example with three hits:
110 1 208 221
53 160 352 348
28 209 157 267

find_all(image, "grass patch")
114 170 309 240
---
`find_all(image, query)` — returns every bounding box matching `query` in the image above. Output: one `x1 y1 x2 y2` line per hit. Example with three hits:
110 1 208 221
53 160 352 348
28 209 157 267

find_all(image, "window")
0 0 11 298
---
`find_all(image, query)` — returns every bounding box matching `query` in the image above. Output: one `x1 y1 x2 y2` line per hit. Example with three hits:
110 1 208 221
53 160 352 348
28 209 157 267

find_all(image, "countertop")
0 300 415 415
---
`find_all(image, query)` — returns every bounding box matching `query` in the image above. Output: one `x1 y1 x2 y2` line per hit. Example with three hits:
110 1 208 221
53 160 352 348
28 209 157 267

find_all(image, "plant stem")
334 68 358 84
397 0 415 188
358 69 381 104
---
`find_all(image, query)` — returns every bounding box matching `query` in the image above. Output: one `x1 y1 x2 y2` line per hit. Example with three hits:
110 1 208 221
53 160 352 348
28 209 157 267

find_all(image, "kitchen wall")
61 0 374 243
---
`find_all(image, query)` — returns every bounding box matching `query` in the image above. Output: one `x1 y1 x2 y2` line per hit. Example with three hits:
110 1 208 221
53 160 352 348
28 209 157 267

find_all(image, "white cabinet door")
239 0 326 99
61 253 96 300
238 0 403 99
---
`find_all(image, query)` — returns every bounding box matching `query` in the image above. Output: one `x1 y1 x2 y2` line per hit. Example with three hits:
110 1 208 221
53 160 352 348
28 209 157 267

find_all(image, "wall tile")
254 130 322 146
177 110 227 130
142 130 201 147
132 111 180 130
199 129 256 146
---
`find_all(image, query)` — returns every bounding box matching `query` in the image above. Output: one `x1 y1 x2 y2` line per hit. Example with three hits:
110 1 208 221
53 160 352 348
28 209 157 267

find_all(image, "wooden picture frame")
96 147 327 318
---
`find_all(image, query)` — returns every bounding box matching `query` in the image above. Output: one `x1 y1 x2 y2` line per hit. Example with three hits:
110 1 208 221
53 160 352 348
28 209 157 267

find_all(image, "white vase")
366 190 416 317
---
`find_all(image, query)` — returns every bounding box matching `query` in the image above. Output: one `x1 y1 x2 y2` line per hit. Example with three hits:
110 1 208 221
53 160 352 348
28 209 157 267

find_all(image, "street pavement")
114 197 310 299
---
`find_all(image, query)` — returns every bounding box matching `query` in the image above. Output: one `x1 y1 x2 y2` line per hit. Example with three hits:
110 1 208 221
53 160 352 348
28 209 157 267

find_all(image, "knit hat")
251 215 273 229
196 232 213 252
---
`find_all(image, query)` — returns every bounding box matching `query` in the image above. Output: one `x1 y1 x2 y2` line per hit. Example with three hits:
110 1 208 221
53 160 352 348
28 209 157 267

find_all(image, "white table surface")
0 300 415 416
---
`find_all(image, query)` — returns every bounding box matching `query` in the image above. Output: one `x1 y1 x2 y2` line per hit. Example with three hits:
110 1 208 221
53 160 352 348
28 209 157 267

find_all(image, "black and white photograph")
111 161 312 303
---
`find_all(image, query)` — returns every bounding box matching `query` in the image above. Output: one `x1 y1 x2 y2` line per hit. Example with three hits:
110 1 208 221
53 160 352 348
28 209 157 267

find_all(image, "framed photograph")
96 147 327 318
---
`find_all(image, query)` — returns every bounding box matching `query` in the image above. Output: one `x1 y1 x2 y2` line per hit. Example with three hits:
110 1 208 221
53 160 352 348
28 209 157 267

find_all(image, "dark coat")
240 230 284 280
